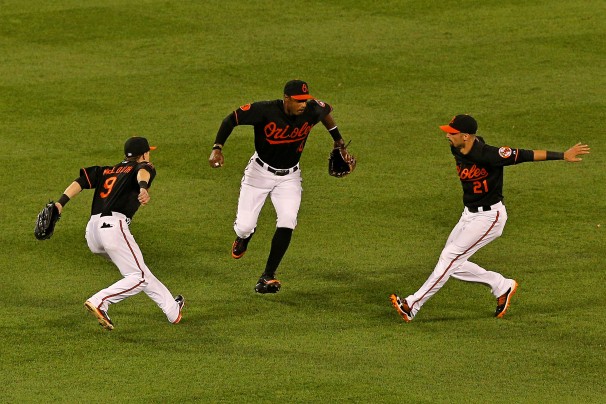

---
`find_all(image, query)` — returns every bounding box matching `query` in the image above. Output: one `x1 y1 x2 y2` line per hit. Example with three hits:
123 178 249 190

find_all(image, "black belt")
467 205 493 213
99 212 132 225
255 158 299 176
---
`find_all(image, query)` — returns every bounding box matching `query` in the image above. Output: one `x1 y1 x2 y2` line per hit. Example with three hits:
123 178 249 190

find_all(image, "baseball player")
208 80 350 293
53 137 184 330
390 114 590 322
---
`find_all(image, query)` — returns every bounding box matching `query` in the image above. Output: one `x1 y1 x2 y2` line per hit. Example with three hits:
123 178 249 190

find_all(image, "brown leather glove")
328 142 356 177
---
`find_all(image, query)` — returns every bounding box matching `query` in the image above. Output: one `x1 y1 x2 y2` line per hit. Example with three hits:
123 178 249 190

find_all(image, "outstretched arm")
533 143 590 162
55 181 83 214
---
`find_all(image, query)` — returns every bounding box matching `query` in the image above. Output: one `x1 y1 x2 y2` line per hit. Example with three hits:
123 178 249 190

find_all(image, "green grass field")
1 0 604 402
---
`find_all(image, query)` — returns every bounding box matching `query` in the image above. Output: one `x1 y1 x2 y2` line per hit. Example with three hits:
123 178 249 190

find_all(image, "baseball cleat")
173 295 185 324
232 231 254 259
254 276 281 294
495 280 518 318
390 294 413 323
84 301 114 331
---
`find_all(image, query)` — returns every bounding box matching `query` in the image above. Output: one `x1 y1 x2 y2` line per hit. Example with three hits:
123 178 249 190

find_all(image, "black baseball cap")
440 114 478 134
124 136 156 157
284 80 313 100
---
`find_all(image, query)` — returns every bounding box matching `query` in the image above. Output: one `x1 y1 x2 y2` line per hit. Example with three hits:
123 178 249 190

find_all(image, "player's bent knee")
276 220 297 229
234 222 256 238
276 217 297 229
122 272 146 283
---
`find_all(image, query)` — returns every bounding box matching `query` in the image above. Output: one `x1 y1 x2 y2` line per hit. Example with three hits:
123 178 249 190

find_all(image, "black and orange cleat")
390 294 413 323
232 232 254 259
495 280 518 318
84 301 114 330
255 276 281 294
173 295 185 324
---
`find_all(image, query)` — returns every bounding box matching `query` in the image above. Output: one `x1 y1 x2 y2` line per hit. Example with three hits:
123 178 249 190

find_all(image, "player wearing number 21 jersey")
390 114 590 323
53 137 184 330
455 133 531 209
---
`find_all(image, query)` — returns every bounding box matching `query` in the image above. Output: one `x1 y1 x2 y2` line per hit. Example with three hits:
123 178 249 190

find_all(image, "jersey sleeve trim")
80 167 93 188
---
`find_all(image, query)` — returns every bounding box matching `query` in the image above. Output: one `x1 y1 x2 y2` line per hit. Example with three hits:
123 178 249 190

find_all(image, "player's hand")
138 188 150 205
564 143 590 162
55 202 63 214
209 149 224 168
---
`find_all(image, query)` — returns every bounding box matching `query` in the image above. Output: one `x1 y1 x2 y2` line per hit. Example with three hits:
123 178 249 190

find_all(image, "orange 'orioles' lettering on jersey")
263 121 314 145
457 164 489 181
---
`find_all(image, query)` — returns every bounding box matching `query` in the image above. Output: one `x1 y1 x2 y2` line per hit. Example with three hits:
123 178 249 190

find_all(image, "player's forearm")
63 181 83 198
56 181 83 211
532 150 564 161
321 114 344 146
321 114 337 131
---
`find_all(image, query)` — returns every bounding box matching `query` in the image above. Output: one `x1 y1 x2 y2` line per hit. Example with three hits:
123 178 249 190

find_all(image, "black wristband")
328 126 343 142
212 145 222 151
546 151 564 160
57 193 70 207
138 181 149 189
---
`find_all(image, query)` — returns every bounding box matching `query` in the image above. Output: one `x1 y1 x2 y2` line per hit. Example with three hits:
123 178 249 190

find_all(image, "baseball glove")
328 141 356 177
34 201 61 240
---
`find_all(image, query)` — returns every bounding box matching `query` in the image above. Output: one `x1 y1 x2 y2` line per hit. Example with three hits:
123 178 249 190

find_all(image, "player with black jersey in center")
208 80 349 293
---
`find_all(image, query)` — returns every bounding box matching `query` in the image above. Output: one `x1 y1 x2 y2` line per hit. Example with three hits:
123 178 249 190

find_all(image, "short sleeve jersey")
451 136 533 208
76 160 156 220
232 99 332 168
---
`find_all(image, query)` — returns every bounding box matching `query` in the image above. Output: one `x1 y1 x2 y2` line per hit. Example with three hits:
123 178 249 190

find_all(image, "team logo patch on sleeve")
239 103 251 111
499 146 513 158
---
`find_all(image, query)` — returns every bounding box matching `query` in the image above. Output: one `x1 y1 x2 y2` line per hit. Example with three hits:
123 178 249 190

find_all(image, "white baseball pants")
406 202 513 316
234 153 302 238
85 213 180 323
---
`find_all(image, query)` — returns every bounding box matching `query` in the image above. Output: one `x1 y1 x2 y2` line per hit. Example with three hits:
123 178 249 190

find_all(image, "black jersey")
451 136 534 208
232 99 332 168
76 160 156 219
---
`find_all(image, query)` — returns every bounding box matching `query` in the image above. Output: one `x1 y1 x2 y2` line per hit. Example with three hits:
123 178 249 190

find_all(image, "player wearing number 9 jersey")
390 114 590 323
83 153 157 219
53 137 184 330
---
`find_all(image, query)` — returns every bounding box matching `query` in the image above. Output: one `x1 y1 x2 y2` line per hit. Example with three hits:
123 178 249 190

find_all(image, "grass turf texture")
1 0 604 402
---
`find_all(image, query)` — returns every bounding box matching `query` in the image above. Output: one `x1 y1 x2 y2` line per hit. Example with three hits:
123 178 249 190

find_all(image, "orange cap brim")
290 94 314 100
439 125 460 134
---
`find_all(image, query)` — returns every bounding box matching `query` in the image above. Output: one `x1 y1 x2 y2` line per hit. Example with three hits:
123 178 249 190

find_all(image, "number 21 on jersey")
473 180 488 194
